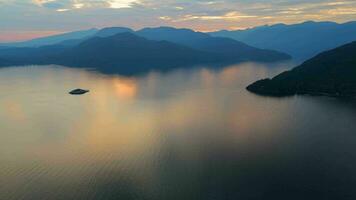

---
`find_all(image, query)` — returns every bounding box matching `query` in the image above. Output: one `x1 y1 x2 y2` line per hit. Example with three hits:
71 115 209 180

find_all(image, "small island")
69 89 89 95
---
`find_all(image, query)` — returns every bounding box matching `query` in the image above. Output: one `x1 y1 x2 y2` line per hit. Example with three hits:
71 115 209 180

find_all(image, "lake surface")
1 63 356 200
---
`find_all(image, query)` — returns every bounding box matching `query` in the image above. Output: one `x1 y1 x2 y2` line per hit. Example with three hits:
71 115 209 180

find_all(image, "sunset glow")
1 0 356 42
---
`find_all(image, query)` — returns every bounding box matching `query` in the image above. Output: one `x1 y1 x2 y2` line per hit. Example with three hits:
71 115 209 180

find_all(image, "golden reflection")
112 78 138 100
83 113 155 155
0 64 295 166
145 72 159 96
219 66 241 85
1 100 26 122
32 73 152 164
200 68 215 87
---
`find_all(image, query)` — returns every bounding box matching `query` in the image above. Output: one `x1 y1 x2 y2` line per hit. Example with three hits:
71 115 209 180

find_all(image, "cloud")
30 0 141 10
174 11 257 22
56 8 70 12
159 16 172 21
108 0 139 8
0 0 356 41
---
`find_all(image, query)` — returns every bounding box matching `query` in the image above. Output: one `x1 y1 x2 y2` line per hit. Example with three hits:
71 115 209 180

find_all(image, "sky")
0 0 356 42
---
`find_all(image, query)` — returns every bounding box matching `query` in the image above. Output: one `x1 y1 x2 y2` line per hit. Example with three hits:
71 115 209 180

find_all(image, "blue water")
1 62 356 200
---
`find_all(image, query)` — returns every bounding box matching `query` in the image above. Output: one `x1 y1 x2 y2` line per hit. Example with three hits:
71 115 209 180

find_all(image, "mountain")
55 32 222 72
0 26 290 63
0 45 69 66
95 27 134 37
210 21 356 61
0 28 98 47
136 27 210 45
137 27 291 62
186 36 291 62
0 33 222 74
0 27 140 48
246 41 356 97
0 58 11 66
55 27 134 47
0 27 132 48
0 27 291 73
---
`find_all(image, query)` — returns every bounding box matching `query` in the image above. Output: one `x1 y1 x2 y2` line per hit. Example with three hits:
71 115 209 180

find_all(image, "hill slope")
56 27 135 47
94 27 133 37
137 27 290 62
136 27 210 45
55 33 220 71
0 26 291 63
246 41 356 97
0 33 222 74
0 29 98 47
210 21 356 60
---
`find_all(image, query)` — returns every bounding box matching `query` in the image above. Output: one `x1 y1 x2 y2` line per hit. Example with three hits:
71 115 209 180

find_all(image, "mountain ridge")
246 41 356 97
0 29 291 75
0 33 224 74
0 28 99 47
210 21 356 61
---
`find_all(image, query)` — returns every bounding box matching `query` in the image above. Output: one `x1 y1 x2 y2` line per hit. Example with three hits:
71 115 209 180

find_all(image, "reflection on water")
1 63 356 200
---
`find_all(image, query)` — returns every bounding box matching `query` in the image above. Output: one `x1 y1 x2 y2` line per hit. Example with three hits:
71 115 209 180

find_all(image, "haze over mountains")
247 41 356 97
50 33 221 74
211 21 356 61
136 27 289 62
0 29 99 48
0 26 290 74
1 21 356 77
1 21 355 62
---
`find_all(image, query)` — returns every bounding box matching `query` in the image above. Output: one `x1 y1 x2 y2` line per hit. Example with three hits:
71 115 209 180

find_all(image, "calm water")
1 63 356 200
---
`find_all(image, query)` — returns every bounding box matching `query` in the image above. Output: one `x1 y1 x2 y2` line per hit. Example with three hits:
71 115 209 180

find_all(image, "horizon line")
1 20 355 43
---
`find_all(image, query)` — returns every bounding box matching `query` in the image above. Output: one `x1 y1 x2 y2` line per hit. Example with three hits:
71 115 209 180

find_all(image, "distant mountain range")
55 27 134 47
49 33 220 74
210 21 356 61
0 27 290 74
136 27 289 62
247 41 356 98
0 28 99 47
95 27 133 37
2 21 356 63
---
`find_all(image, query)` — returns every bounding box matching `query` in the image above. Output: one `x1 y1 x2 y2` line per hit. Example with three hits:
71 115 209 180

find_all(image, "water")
1 63 356 200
